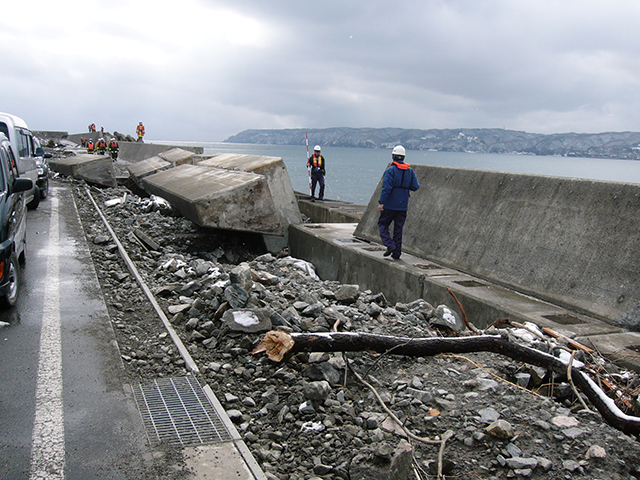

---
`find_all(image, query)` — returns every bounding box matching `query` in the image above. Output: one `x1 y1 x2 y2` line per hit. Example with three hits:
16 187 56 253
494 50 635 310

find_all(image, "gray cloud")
2 0 640 140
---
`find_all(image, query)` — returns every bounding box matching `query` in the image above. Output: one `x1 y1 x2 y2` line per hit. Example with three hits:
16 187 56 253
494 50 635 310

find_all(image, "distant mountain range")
224 127 640 160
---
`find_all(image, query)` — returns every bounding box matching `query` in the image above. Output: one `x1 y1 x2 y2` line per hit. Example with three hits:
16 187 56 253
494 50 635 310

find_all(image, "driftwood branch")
252 330 640 435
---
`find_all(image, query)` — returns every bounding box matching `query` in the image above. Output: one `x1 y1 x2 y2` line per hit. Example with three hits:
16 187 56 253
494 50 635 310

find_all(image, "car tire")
27 186 40 210
40 179 48 200
1 253 20 308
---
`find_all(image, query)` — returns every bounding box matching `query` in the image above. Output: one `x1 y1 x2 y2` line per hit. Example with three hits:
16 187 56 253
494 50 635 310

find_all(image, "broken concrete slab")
197 154 302 229
127 148 201 186
157 147 196 165
141 164 284 235
126 156 172 186
49 154 117 187
124 151 301 252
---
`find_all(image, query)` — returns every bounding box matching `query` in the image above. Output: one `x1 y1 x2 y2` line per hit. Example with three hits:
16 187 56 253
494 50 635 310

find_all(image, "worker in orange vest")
136 122 145 142
87 139 95 154
108 138 119 160
96 138 107 155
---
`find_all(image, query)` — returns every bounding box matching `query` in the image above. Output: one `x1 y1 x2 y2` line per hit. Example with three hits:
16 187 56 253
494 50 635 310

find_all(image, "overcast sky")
2 0 640 142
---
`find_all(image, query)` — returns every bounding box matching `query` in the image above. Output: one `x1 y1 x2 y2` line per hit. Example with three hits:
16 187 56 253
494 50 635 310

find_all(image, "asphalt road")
0 184 174 480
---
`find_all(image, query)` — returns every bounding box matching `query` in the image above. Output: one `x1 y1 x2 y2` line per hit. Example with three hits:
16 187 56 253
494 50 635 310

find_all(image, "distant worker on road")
136 122 145 142
96 137 107 155
108 138 119 160
86 139 95 154
377 145 420 260
307 145 326 202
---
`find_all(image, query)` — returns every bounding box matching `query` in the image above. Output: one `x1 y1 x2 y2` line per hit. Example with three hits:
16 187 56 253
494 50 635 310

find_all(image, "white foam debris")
232 311 259 327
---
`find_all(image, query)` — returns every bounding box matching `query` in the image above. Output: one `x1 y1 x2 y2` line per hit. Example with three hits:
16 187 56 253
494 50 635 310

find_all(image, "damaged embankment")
48 135 640 374
70 178 640 480
44 130 640 478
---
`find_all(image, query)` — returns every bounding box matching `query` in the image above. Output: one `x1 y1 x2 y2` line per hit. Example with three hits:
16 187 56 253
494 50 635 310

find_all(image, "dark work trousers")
311 173 325 199
378 209 407 257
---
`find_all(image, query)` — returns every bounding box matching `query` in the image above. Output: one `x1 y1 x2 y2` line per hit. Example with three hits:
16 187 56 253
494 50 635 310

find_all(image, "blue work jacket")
379 162 420 211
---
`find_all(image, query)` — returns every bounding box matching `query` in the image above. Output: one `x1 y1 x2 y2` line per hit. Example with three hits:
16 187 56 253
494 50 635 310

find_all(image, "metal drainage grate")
132 376 233 447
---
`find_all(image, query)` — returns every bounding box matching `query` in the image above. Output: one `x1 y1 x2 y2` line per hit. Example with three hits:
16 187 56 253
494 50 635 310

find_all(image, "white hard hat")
314 145 321 152
392 145 406 157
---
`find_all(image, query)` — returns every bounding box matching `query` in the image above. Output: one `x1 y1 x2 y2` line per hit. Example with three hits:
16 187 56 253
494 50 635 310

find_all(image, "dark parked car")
0 133 32 307
34 139 50 199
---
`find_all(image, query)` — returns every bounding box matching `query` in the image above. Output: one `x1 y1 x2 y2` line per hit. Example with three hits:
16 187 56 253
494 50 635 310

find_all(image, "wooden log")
252 331 640 435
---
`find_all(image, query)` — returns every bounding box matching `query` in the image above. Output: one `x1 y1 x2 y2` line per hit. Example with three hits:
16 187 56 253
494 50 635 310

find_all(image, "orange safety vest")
136 125 145 136
310 154 324 169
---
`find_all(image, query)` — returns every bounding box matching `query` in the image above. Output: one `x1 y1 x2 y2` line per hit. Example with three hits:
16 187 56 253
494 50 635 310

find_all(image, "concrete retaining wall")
66 134 202 161
296 194 364 223
353 165 640 324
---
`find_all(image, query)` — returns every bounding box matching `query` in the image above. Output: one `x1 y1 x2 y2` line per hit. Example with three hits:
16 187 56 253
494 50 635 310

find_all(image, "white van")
0 112 41 210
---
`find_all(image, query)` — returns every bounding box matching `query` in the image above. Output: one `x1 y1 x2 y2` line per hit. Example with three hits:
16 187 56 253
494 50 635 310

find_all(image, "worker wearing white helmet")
377 145 420 259
307 145 327 201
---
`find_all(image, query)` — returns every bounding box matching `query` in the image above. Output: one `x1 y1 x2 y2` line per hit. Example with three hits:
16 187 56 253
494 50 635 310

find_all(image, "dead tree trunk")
253 331 640 436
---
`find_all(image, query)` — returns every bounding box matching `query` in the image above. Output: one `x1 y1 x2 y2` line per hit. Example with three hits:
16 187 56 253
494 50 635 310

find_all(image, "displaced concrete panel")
354 165 640 325
158 147 195 166
141 164 284 235
126 156 172 186
49 154 117 187
198 153 302 230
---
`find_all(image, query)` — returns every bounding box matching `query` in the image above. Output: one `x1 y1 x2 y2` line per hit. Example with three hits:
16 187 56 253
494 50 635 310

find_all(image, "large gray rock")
222 308 272 333
350 440 414 480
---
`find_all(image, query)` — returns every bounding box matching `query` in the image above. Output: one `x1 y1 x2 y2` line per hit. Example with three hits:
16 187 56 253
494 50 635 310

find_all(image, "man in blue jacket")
377 145 420 260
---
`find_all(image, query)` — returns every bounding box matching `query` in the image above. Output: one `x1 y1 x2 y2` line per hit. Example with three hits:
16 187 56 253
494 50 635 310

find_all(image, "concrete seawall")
353 165 640 326
66 134 203 161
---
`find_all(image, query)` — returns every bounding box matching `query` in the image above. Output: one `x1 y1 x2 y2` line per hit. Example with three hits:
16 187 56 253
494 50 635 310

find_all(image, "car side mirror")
13 178 33 194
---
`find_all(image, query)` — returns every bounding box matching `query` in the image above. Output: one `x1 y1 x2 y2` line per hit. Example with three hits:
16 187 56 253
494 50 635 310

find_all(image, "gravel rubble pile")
68 178 640 480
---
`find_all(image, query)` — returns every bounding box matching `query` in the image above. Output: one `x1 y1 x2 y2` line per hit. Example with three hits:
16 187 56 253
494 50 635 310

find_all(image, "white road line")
29 196 65 480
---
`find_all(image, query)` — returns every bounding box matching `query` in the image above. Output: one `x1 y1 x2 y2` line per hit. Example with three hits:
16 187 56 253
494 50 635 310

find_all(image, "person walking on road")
377 145 420 260
307 145 326 202
136 122 145 142
86 139 95 154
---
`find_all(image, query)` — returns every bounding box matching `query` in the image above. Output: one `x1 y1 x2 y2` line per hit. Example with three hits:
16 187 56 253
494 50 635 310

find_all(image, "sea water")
149 140 640 205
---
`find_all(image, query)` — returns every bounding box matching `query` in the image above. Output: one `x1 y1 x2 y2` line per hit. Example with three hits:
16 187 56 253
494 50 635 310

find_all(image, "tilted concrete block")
158 147 196 166
126 156 172 187
49 154 116 187
198 154 302 230
141 164 284 235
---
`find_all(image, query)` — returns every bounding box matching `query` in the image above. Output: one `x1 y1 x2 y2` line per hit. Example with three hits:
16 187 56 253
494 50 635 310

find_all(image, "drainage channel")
133 376 233 447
